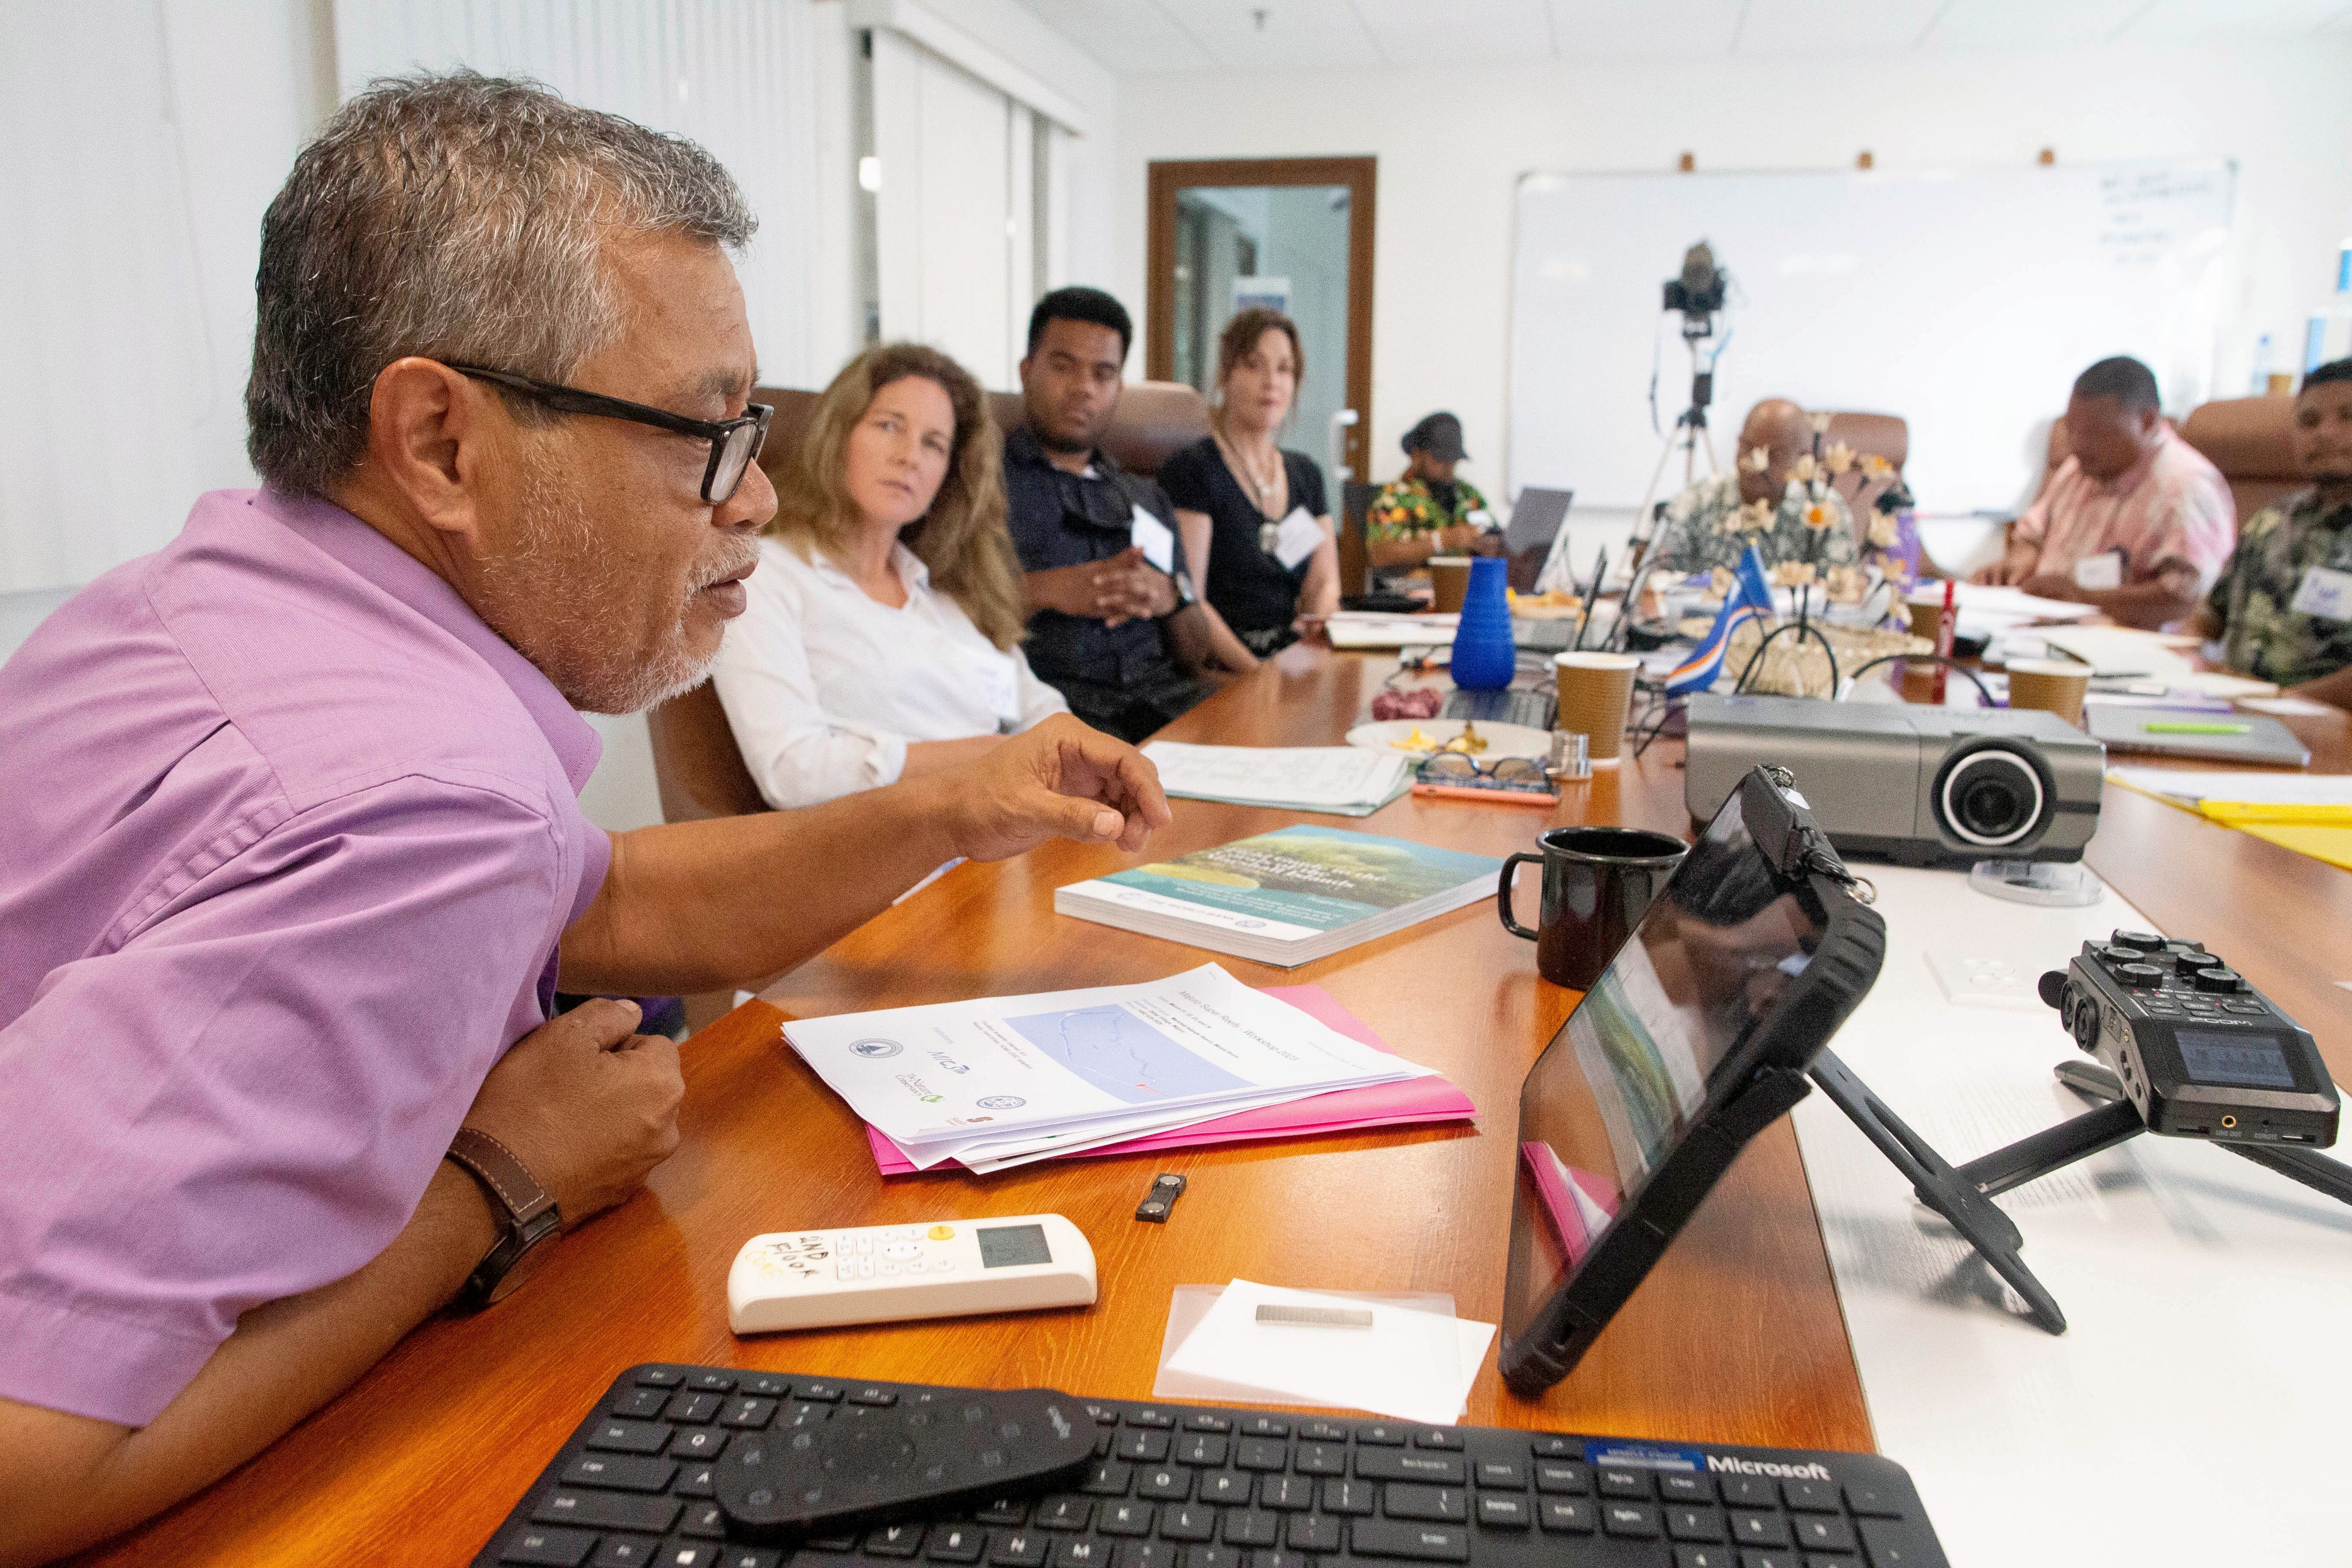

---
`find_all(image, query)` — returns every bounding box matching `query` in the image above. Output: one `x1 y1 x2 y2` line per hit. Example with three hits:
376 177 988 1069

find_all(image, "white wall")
1114 40 2352 562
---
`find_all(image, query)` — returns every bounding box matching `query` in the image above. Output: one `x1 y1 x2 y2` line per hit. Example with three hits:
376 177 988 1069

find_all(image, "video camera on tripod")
1663 241 1729 330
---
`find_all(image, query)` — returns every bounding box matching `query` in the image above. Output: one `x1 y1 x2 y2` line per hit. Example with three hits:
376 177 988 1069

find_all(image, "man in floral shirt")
2195 359 2352 709
1650 398 1904 589
1366 412 1502 569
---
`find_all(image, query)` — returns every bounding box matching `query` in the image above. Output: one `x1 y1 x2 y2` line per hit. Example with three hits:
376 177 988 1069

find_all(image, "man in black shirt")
1004 288 1216 742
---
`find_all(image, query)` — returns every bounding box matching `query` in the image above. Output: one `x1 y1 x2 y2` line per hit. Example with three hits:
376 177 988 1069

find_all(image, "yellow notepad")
2196 802 2352 870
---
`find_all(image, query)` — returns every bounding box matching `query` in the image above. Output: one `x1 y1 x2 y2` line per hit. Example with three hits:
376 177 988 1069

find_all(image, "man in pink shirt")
0 75 1169 1561
1974 356 2235 629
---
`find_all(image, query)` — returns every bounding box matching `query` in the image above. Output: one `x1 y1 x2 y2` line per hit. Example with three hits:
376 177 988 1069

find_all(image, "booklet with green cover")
1054 825 1503 966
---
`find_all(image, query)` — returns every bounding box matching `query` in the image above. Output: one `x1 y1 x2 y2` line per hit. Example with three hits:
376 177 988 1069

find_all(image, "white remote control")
727 1213 1097 1334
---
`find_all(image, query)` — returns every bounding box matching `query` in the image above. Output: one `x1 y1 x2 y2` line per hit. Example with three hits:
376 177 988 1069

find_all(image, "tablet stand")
1805 1049 2352 1336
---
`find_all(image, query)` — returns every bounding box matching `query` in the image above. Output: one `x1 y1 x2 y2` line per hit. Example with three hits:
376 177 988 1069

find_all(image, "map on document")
1004 1004 1251 1104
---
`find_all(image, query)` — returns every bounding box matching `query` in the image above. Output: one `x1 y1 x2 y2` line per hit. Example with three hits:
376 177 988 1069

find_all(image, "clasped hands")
1030 547 1179 628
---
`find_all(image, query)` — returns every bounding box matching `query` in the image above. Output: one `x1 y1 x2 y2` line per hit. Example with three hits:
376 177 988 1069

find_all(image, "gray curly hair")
245 71 755 497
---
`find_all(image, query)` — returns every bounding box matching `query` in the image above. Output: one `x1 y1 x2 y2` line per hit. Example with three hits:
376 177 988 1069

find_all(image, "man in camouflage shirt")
2196 359 2352 708
1367 411 1502 569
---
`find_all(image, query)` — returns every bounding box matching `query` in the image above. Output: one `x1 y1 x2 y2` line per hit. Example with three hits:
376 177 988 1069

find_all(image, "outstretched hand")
943 714 1171 863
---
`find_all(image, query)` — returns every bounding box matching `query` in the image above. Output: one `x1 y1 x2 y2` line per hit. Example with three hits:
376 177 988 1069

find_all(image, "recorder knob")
2072 995 2102 1049
2174 950 2222 977
2114 963 2164 989
2113 931 2167 952
2193 967 2246 994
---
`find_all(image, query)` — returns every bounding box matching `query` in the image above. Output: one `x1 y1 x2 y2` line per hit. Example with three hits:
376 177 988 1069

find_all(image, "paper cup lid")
1553 651 1640 669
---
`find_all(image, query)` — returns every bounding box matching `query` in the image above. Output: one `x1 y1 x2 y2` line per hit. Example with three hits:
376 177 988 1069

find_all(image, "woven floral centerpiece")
1703 413 1916 609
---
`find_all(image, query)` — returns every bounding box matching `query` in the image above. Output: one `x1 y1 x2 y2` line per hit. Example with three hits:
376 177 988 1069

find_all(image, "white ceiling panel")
1734 0 1948 55
1542 0 1747 60
1348 0 1558 67
2122 0 2352 42
1918 0 2154 50
1012 0 1218 72
1149 0 1387 70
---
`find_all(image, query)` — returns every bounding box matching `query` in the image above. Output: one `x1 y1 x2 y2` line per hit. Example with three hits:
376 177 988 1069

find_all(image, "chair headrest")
2181 396 2300 480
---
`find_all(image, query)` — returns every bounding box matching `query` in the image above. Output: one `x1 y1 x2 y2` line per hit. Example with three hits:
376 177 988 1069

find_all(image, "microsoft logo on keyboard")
1706 1455 1836 1481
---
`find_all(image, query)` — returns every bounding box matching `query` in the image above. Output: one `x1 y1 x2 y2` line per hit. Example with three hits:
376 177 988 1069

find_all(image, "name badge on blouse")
2289 564 2352 622
966 645 1022 723
1267 505 1323 570
2072 550 2124 591
1129 505 1176 574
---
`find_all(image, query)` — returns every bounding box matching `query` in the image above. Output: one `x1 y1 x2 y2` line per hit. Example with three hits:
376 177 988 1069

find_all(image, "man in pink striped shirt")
1974 357 2235 629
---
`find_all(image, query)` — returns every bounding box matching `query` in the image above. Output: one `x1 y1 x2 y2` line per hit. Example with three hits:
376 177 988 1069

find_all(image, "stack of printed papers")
783 964 1438 1174
1141 741 1410 816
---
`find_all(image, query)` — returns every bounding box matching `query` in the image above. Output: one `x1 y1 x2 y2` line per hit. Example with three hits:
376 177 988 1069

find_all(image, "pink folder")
863 985 1476 1176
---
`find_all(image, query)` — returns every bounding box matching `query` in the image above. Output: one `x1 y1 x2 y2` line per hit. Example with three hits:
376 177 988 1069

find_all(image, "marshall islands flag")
1664 545 1776 696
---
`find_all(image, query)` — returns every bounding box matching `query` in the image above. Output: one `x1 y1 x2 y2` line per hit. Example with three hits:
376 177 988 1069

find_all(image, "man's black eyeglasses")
448 364 773 504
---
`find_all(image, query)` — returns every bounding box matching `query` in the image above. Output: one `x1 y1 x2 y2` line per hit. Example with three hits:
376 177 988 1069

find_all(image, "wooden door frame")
1146 156 1377 482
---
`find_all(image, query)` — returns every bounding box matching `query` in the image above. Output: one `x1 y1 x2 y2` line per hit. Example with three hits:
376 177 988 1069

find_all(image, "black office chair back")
1339 480 1378 599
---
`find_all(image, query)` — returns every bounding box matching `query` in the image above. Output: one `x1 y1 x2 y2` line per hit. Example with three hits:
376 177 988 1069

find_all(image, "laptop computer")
1504 486 1572 593
2084 705 2312 767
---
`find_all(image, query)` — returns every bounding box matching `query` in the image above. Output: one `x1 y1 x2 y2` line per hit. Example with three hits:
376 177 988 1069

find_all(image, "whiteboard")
1507 162 2234 517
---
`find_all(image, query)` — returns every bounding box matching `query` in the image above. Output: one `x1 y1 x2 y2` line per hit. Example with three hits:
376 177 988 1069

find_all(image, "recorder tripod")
1803 1050 2352 1335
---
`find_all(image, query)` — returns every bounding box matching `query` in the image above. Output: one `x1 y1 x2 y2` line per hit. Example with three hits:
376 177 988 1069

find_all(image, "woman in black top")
1158 307 1339 668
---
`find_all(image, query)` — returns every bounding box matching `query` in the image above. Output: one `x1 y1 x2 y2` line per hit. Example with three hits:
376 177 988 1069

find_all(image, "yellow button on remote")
928 1224 955 1241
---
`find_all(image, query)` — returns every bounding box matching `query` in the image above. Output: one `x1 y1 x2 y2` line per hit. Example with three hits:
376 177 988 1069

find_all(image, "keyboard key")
1539 1499 1595 1535
501 1527 595 1566
1136 1468 1192 1501
1173 1434 1229 1467
679 1502 726 1538
851 1386 899 1407
1295 1442 1348 1476
1844 1483 1905 1518
1258 1474 1314 1511
633 1367 685 1388
928 1527 987 1563
675 1464 714 1498
1598 1469 1653 1499
1475 1495 1530 1530
1668 1507 1727 1542
665 1391 724 1423
1258 1554 1312 1568
1082 1461 1135 1497
1602 1503 1661 1539
1239 1416 1290 1438
1476 1460 1525 1489
1383 1485 1467 1523
974 1497 1031 1526
1235 1437 1289 1471
1183 1414 1232 1433
1791 1515 1855 1552
1739 1553 1799 1568
1190 1551 1245 1568
1411 1429 1464 1450
1157 1503 1216 1542
1288 1514 1343 1552
803 1536 860 1553
714 1553 782 1568
586 1419 671 1456
657 1551 724 1568
1099 1501 1154 1536
1354 1449 1465 1485
1197 1472 1251 1505
1035 1497 1092 1531
742 1374 791 1398
989 1532 1047 1567
688 1371 737 1393
1529 1435 1576 1459
866 1523 926 1557
610 1387 670 1419
1223 1510 1279 1546
721 1397 777 1429
1731 1510 1792 1546
1125 1408 1177 1429
1349 1520 1471 1562
1320 1478 1376 1516
1674 1549 1738 1568
589 1539 662 1567
1858 1516 1937 1566
798 1381 844 1403
1357 1424 1407 1446
1782 1480 1840 1512
1116 1431 1172 1464
670 1427 728 1461
561 1455 676 1492
532 1491 682 1534
780 1401 831 1429
1299 1421 1350 1442
1720 1477 1779 1508
1050 1542 1113 1568
1093 1433 1114 1461
1533 1462 1590 1495
1123 1545 1179 1568
1661 1473 1717 1503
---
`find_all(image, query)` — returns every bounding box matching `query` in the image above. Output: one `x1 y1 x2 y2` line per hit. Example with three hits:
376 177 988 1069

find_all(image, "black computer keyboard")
473 1365 1949 1568
1441 687 1557 732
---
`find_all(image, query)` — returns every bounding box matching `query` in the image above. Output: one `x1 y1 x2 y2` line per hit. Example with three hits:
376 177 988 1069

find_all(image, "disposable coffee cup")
2006 657 2092 726
1429 556 1474 615
1904 594 1948 644
1553 652 1641 764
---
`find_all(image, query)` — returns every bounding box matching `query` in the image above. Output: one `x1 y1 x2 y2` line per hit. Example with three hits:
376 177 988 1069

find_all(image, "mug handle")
1498 852 1541 940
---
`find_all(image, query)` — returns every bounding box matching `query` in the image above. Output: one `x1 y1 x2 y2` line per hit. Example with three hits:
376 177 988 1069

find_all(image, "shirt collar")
804 537 932 594
2090 428 2167 498
249 487 604 792
1008 420 1120 480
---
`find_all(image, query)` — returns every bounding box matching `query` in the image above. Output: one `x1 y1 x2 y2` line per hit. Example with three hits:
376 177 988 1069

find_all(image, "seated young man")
0 76 1168 1563
1365 412 1502 570
2191 358 2352 710
1973 356 2234 629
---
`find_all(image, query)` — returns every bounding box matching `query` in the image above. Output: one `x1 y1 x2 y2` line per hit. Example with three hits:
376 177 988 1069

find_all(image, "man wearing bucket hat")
1367 411 1505 569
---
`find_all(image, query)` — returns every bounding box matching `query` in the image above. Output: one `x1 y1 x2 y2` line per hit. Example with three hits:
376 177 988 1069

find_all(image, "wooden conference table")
83 647 2352 1566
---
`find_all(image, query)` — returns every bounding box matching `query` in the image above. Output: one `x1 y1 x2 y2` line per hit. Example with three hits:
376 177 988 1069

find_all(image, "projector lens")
1937 748 2046 849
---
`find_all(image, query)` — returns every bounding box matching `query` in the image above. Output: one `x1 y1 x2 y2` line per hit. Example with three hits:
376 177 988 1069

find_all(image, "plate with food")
1343 718 1554 762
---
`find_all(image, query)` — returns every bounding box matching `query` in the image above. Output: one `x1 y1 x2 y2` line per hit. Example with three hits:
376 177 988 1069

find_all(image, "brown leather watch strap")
444 1127 557 1228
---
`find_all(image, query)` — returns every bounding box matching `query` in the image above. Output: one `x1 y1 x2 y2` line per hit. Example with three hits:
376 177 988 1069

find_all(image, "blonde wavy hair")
766 343 1026 649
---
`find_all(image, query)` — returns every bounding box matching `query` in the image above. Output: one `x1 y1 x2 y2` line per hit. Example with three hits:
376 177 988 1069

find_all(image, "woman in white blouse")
711 343 1067 809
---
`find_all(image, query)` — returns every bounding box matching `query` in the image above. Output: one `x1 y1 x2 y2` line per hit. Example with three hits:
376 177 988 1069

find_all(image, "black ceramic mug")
1498 826 1688 989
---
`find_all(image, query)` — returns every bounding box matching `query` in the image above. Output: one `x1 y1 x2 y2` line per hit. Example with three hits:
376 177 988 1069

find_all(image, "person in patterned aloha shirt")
1365 412 1503 569
1649 398 1906 590
2194 359 2352 710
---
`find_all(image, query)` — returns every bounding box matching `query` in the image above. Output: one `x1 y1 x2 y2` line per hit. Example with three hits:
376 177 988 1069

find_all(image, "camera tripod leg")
1808 1050 2068 1334
2055 1060 2352 1209
1953 1098 2147 1199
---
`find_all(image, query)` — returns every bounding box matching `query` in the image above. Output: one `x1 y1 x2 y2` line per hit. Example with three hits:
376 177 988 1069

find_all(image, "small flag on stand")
1664 545 1776 696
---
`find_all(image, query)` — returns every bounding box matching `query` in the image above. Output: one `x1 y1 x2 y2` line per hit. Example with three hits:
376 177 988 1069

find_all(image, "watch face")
484 1215 563 1304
